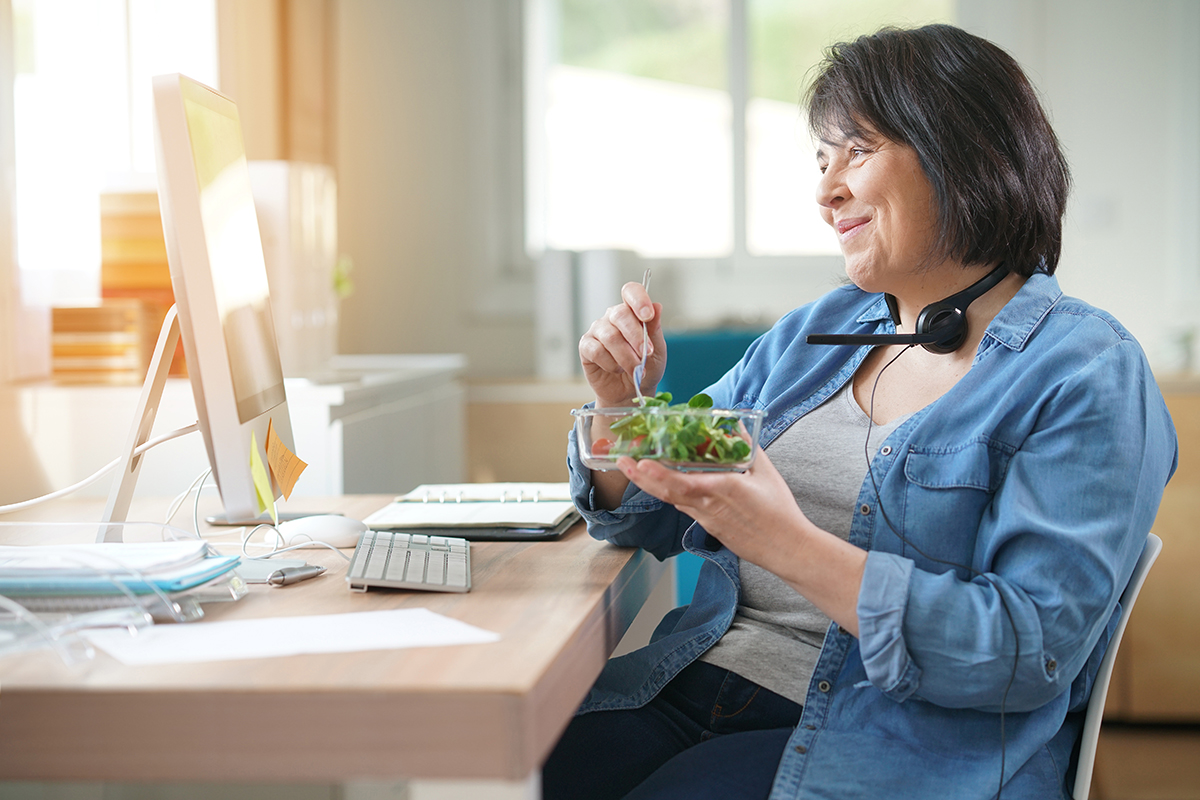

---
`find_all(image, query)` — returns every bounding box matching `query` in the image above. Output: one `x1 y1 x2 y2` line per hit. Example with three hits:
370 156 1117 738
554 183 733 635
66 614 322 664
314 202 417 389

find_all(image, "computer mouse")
273 515 369 549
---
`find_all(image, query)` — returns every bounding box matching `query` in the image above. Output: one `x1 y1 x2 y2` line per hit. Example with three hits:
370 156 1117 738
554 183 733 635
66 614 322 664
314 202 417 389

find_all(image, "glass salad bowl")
572 393 765 473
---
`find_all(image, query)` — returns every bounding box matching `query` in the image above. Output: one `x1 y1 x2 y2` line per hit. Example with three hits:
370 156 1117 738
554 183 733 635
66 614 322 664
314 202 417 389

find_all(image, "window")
12 0 217 304
529 0 954 262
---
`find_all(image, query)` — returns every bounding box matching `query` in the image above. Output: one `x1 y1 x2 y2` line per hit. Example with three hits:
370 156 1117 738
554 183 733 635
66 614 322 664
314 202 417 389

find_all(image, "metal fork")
632 268 652 402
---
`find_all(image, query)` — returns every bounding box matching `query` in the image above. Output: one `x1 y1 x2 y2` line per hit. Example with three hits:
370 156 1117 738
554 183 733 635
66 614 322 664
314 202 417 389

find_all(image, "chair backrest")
1072 532 1162 800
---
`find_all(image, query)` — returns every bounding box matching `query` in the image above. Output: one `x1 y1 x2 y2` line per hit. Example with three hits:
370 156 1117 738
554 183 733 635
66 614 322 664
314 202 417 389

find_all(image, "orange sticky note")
266 418 307 500
249 431 277 525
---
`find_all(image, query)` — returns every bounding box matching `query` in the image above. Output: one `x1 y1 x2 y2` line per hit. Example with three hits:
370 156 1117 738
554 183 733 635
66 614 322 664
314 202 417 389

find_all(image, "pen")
267 564 326 587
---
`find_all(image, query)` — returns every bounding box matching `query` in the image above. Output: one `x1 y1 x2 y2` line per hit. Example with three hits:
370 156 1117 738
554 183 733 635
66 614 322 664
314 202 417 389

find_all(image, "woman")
543 24 1178 800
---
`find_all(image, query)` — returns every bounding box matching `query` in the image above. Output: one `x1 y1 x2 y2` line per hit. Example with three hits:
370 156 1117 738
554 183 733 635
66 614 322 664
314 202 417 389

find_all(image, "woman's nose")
816 165 846 209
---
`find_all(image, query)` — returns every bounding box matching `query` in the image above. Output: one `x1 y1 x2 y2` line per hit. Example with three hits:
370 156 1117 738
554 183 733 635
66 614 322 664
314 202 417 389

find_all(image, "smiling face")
815 129 946 296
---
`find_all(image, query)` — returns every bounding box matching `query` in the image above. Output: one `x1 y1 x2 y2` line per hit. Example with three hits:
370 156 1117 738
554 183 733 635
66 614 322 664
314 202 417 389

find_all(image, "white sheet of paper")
82 608 499 665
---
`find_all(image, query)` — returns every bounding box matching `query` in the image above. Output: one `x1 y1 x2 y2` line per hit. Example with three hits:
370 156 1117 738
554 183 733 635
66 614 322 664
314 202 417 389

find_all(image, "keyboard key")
446 555 468 587
426 552 445 584
364 544 389 580
385 551 409 582
405 550 428 582
347 536 375 578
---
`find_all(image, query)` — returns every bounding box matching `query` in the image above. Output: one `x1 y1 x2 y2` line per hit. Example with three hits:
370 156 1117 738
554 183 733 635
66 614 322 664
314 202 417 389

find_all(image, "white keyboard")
346 530 471 593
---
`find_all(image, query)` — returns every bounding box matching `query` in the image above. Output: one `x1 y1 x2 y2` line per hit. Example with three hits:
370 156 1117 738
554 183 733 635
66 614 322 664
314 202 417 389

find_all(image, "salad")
589 392 755 466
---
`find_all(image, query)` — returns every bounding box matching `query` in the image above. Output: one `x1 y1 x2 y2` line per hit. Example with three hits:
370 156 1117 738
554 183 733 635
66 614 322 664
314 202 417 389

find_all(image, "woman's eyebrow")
814 138 844 161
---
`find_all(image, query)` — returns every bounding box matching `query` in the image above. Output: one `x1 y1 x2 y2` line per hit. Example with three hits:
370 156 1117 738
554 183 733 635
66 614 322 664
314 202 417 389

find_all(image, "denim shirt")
566 273 1178 800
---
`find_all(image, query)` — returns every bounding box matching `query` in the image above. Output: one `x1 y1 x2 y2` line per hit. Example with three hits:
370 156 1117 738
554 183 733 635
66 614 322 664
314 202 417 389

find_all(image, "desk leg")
343 774 540 800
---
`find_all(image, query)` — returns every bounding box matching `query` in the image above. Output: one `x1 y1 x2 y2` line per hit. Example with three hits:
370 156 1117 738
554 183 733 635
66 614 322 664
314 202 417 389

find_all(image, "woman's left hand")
617 447 868 635
616 447 811 572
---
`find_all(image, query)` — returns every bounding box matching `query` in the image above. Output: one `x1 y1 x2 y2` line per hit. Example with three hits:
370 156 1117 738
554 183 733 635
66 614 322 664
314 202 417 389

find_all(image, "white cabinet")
285 354 466 496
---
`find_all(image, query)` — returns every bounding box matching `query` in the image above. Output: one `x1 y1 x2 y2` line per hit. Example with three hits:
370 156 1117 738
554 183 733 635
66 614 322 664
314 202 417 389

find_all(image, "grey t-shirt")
698 381 908 705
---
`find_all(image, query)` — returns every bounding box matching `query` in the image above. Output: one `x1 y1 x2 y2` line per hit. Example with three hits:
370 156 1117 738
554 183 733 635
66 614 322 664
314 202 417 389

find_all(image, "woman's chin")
842 261 883 293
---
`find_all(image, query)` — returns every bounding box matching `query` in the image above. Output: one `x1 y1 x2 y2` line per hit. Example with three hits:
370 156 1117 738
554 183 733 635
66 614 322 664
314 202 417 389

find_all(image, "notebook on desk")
362 482 581 541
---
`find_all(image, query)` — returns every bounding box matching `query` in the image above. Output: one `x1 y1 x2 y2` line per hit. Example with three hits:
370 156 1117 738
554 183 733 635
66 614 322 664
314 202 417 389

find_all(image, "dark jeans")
542 660 804 800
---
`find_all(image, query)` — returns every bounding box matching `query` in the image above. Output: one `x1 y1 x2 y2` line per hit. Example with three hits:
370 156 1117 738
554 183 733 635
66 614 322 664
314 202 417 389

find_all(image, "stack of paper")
0 541 239 597
363 482 580 541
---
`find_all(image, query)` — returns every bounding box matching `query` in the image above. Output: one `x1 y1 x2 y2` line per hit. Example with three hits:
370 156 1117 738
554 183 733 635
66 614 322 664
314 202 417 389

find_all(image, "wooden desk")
0 495 664 789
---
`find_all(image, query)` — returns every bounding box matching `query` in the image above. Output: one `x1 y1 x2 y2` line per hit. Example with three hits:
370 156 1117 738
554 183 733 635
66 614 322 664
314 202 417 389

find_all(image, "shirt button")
794 745 808 754
880 445 892 456
1046 658 1058 674
860 504 871 515
818 680 832 693
804 724 817 731
837 625 848 635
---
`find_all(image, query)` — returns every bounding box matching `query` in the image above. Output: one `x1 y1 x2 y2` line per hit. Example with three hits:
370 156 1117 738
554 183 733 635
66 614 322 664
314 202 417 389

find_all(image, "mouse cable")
238 524 352 562
862 345 1019 800
0 422 200 515
163 467 214 535
162 485 354 563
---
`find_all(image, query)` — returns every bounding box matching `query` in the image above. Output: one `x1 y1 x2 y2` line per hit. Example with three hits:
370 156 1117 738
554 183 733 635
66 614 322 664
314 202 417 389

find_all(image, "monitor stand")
98 306 184 542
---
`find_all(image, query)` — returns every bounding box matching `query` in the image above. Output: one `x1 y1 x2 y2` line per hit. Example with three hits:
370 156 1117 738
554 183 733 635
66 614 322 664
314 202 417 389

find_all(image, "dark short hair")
805 24 1070 277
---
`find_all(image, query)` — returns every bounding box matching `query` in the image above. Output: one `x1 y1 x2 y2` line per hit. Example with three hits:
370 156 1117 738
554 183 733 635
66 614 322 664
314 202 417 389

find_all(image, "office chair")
1072 532 1163 800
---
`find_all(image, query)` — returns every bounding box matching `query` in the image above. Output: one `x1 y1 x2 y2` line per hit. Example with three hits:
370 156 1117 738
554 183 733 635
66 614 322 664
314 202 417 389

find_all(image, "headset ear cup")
915 304 967 354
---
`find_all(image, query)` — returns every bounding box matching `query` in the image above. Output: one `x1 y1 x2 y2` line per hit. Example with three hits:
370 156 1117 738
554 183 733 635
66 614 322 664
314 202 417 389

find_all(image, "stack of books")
50 300 153 384
98 190 186 377
364 482 581 541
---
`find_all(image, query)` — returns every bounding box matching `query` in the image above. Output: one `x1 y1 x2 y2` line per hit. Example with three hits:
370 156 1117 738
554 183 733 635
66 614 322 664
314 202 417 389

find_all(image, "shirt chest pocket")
899 441 1013 568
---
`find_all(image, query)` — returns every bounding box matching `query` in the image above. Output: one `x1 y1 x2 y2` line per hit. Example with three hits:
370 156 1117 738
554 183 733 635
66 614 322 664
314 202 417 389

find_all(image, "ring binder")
363 483 580 541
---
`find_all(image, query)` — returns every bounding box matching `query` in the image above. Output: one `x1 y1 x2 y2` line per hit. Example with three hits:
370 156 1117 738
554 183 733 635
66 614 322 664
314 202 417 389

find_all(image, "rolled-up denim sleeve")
855 339 1176 713
857 550 922 701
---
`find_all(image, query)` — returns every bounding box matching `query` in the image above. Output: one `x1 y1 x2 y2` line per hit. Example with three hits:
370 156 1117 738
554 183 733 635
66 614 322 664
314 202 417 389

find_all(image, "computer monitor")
136 73 296 526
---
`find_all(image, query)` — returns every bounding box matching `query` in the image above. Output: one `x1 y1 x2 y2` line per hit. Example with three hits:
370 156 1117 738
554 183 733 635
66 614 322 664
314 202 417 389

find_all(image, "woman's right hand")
579 281 667 408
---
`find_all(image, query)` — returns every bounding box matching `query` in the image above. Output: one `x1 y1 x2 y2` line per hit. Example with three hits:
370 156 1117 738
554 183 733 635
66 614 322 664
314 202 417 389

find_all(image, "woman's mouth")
836 217 870 240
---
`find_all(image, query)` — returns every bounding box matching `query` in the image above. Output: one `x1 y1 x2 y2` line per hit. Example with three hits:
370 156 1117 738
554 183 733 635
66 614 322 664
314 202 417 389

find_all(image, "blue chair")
659 328 766 606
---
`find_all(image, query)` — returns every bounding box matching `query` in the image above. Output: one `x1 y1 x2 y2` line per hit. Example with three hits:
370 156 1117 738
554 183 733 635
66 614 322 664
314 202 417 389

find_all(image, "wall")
961 0 1200 368
217 0 336 165
218 0 284 160
333 0 534 380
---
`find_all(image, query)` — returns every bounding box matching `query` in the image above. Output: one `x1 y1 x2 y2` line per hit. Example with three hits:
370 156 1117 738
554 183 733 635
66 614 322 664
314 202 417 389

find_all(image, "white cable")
0 423 200 515
239 524 352 563
164 468 211 527
192 468 215 540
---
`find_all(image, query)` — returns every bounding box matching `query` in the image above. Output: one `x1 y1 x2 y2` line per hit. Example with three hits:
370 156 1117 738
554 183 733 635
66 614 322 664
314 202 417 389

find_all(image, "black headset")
807 263 1008 354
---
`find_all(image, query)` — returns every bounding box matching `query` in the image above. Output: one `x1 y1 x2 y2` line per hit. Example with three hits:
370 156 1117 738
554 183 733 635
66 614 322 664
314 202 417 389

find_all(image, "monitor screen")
152 73 296 522
182 86 285 423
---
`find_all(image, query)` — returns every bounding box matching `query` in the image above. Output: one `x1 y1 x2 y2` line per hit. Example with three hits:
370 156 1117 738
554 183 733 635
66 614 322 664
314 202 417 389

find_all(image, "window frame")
524 0 838 283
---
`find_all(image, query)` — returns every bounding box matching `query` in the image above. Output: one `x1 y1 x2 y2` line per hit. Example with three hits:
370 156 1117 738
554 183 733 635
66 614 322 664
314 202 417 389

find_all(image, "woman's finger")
620 281 655 322
618 456 728 511
601 304 651 366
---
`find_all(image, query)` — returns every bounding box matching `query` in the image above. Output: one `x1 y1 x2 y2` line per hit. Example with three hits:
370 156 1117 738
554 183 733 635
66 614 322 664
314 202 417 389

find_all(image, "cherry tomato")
592 438 614 456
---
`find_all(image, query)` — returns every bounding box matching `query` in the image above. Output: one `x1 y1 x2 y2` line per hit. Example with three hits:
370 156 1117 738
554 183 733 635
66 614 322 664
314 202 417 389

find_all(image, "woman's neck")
888 263 1023 337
